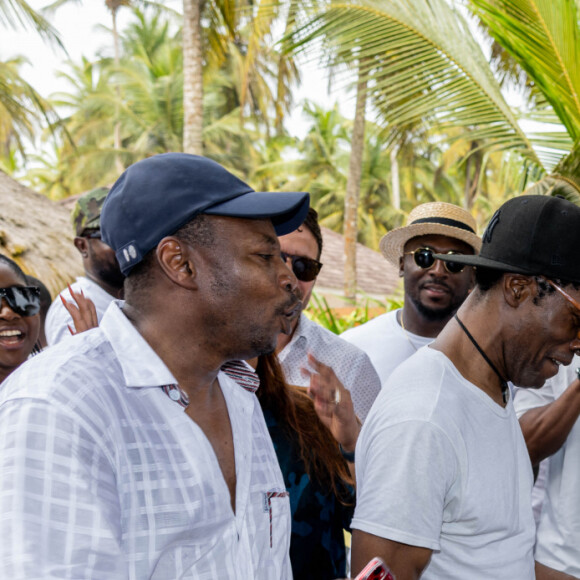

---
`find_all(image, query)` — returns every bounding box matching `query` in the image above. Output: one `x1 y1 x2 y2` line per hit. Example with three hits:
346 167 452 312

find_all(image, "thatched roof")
316 227 399 304
0 171 82 297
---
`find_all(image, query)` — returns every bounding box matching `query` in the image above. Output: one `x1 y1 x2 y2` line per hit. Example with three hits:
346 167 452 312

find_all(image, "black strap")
412 216 476 233
454 314 509 404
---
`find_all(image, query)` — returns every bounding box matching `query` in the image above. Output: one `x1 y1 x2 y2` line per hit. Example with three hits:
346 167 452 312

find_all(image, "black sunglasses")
82 230 102 240
404 247 466 274
0 286 41 317
281 252 323 282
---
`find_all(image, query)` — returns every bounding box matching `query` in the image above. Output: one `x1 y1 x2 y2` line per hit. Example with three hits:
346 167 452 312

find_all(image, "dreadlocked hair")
256 353 354 505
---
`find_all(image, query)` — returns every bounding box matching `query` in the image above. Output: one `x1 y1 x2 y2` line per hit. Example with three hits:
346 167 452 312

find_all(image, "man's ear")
398 255 405 277
74 237 88 258
467 266 476 291
504 274 534 307
156 237 197 289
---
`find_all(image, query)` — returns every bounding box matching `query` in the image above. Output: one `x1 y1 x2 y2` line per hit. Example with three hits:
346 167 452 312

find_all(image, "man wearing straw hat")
351 195 580 579
342 202 480 384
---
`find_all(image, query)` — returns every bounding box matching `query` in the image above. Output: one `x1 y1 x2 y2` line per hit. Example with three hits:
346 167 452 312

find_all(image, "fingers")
62 286 99 335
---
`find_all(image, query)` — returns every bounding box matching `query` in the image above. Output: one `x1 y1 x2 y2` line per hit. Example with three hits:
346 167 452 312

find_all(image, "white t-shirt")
353 347 535 579
514 357 580 576
341 309 432 385
45 276 116 345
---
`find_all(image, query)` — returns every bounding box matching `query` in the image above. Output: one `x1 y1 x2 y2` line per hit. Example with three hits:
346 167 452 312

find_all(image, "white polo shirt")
0 302 292 579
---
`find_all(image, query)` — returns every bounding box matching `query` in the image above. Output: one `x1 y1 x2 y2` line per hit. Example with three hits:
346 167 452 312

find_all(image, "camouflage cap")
71 187 109 236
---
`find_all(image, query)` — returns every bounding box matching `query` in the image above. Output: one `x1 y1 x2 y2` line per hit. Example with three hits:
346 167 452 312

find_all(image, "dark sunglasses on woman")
404 247 466 274
281 252 323 282
0 286 41 317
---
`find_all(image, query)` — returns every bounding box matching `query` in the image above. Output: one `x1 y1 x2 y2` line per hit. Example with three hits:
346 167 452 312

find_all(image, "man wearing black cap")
0 153 309 579
351 195 580 580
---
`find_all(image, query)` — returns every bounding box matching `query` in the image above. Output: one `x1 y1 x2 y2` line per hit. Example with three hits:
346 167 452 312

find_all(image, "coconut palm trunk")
182 0 204 155
343 65 367 300
108 2 124 172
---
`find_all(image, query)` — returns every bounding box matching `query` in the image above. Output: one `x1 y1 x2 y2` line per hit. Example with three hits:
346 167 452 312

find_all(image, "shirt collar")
99 301 178 389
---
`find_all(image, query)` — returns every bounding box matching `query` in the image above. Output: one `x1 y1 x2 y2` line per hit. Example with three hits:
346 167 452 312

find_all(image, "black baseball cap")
101 153 310 275
435 195 580 284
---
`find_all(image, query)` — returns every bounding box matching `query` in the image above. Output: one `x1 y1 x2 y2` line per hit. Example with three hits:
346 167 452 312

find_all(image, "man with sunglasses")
276 208 381 422
0 153 310 579
342 202 480 384
351 195 580 580
45 187 125 345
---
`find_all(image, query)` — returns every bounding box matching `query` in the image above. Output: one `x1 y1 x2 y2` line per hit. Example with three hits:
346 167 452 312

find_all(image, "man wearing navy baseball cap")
0 153 309 579
351 194 580 580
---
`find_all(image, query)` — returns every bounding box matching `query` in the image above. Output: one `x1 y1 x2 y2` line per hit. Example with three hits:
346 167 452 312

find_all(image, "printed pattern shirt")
278 313 381 422
0 301 292 580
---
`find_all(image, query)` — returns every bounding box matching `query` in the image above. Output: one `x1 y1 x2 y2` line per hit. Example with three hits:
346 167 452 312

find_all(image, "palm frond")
0 0 63 47
284 0 542 167
469 0 580 142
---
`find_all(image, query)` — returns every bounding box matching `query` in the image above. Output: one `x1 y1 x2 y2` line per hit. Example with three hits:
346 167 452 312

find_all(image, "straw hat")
379 202 481 265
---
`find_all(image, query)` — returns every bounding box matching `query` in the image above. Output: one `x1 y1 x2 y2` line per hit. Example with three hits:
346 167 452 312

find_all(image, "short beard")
97 264 125 290
410 295 459 322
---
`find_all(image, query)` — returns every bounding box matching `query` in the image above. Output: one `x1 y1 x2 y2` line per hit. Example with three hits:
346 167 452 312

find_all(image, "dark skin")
535 562 579 580
74 232 124 299
0 265 40 383
351 274 580 579
400 234 475 338
122 216 298 512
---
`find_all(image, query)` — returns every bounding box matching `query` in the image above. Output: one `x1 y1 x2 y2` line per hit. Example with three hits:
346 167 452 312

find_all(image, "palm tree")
283 0 579 297
0 1 62 172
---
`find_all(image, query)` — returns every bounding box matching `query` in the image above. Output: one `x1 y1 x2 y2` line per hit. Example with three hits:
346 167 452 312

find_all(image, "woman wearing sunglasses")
0 255 41 383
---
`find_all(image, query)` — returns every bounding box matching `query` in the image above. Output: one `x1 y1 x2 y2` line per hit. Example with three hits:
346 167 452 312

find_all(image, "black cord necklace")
454 314 509 405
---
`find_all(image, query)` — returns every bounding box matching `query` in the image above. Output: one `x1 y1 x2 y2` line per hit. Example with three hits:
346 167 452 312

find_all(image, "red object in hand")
354 556 395 580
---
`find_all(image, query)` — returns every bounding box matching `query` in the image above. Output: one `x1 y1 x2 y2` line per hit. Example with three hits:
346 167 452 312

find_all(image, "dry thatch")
316 227 399 304
0 170 82 298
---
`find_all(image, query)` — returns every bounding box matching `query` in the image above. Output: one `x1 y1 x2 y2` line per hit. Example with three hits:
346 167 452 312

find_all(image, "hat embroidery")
483 210 500 244
551 254 563 266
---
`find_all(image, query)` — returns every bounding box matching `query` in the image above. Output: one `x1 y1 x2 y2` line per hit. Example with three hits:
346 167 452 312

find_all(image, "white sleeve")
352 419 458 551
345 352 382 423
0 399 126 579
45 293 75 346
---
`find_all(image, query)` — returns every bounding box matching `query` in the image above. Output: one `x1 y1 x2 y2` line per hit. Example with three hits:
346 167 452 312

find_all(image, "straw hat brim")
379 223 482 266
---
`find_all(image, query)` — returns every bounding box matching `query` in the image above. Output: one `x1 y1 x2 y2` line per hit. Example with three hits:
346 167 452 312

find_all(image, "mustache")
276 293 302 316
420 276 451 292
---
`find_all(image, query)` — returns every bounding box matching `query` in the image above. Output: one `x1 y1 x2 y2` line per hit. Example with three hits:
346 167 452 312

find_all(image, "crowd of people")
0 152 579 580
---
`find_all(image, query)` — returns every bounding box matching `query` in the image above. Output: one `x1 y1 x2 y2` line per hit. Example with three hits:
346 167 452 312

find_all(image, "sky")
2 0 354 141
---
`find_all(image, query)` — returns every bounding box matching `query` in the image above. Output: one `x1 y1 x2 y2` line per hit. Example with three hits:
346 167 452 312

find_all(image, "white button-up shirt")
45 276 117 346
0 302 292 579
278 313 381 422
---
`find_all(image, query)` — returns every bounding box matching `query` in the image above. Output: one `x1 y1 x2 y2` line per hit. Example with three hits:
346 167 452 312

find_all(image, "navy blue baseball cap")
101 153 310 275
